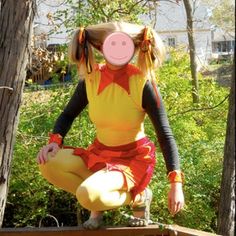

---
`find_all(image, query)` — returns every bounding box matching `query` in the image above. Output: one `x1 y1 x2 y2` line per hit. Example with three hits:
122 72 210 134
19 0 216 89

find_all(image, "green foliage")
4 50 229 233
54 0 150 34
209 0 235 32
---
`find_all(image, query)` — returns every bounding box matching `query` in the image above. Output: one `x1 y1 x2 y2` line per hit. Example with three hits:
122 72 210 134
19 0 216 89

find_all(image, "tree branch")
108 0 147 17
169 94 230 117
88 0 109 21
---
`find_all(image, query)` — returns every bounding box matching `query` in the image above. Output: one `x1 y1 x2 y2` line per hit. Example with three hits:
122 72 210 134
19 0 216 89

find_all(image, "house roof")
212 28 235 41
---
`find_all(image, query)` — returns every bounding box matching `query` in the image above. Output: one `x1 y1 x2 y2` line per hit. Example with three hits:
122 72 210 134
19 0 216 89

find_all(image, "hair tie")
78 27 85 44
77 27 92 74
140 27 153 73
141 27 151 52
83 30 92 74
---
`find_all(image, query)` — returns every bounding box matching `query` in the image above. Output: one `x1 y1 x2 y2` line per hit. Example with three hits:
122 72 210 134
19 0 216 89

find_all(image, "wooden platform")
0 225 219 236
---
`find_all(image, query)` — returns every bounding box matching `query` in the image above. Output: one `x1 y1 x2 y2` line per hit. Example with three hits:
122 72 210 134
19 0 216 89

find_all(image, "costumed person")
37 22 184 229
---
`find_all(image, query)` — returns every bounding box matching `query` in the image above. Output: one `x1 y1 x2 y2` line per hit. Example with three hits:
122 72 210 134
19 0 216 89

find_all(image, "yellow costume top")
85 64 147 146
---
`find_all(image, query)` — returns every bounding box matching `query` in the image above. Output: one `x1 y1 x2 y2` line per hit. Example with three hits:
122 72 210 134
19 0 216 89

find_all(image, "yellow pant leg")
76 170 133 211
39 148 93 195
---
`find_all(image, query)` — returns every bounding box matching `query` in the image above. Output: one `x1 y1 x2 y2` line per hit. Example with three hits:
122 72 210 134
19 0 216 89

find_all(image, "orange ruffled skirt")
71 137 156 199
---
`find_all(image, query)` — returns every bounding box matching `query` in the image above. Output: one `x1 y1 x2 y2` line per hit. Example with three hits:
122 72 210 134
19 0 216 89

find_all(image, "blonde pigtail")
137 26 166 82
137 27 165 108
68 27 95 78
137 27 155 80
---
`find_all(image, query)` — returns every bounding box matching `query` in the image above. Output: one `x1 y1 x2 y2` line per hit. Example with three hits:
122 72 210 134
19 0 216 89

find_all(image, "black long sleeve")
53 79 88 137
142 80 180 173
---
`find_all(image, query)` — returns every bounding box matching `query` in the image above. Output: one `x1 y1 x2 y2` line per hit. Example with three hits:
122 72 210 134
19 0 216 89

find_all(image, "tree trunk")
217 58 235 236
183 0 200 103
0 0 36 227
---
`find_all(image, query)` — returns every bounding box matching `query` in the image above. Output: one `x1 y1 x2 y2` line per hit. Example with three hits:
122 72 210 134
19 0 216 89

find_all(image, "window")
167 37 176 48
212 40 235 53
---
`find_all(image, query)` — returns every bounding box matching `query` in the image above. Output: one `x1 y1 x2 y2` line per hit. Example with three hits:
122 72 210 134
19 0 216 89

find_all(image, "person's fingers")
36 144 60 165
39 146 50 164
51 145 59 156
37 148 45 164
173 201 184 215
180 201 185 211
168 196 172 213
40 147 47 164
42 146 50 162
171 201 178 215
36 152 41 164
174 201 181 215
169 199 175 215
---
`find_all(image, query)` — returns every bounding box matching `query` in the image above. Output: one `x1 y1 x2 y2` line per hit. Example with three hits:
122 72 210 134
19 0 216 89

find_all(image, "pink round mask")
102 32 135 66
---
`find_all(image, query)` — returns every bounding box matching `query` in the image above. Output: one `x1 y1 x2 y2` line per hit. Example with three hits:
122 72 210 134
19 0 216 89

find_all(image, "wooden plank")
170 225 220 236
0 225 169 236
0 225 220 236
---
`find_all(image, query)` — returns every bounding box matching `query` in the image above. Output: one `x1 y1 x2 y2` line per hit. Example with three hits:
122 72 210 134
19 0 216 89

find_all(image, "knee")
76 183 101 211
76 185 90 209
38 151 62 178
38 161 54 182
38 153 59 182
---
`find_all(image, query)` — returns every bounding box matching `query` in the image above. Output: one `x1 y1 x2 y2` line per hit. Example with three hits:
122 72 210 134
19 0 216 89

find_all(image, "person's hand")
37 143 60 165
168 182 184 215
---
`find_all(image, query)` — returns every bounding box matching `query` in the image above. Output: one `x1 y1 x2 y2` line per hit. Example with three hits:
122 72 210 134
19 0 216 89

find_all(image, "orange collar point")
97 64 141 95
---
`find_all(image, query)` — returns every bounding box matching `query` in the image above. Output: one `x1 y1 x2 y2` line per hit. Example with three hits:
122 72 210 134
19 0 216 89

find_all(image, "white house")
211 28 235 60
154 1 213 67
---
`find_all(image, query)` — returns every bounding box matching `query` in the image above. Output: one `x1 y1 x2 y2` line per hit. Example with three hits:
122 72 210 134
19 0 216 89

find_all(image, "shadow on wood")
0 225 220 236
